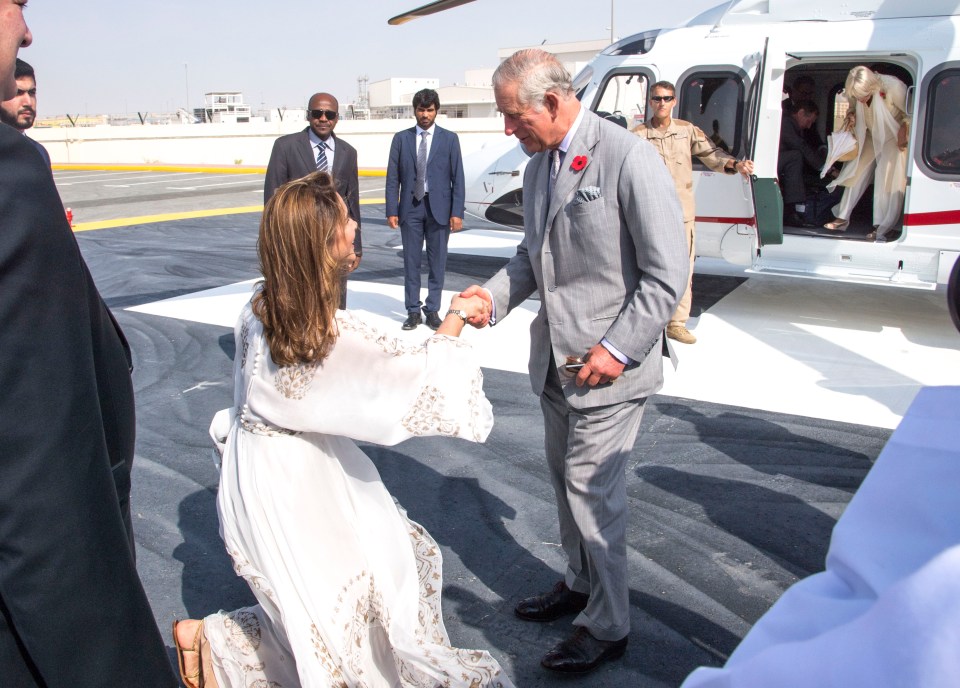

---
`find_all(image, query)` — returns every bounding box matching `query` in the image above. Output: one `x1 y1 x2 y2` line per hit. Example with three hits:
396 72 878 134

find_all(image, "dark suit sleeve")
385 133 402 218
0 129 176 687
340 142 362 254
780 119 826 171
264 136 288 202
450 132 466 218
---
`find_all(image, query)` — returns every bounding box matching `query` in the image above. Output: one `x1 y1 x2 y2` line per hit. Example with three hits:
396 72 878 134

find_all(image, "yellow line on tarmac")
53 163 387 177
72 199 388 232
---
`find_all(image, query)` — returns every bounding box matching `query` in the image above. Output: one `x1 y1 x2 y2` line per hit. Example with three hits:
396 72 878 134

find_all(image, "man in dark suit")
779 100 829 227
264 92 361 306
0 58 50 167
463 49 687 674
0 5 176 685
385 88 465 330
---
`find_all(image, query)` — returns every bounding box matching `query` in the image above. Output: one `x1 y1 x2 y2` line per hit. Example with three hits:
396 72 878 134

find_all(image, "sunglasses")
650 95 675 103
309 109 339 120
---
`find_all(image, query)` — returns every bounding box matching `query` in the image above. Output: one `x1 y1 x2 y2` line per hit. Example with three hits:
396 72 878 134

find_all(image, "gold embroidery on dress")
240 418 299 437
239 320 250 372
402 386 460 437
223 609 263 655
274 362 318 400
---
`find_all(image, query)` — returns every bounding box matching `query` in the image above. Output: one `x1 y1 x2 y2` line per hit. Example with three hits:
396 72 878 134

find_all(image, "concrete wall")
31 116 508 170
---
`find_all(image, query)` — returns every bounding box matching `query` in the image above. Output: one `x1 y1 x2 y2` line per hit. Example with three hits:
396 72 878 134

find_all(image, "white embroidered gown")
202 302 515 688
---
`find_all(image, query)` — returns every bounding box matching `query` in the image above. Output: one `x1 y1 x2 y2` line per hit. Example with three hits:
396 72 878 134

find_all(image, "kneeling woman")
173 172 513 688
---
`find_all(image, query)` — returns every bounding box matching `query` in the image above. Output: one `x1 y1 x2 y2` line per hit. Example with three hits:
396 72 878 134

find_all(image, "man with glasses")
634 81 753 345
264 92 361 305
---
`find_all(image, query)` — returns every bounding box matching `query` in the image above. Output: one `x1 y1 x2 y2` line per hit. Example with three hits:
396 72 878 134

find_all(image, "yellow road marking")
53 163 387 177
72 199 388 232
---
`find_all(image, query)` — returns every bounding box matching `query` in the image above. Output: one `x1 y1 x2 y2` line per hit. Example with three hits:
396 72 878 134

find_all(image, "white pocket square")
573 186 602 206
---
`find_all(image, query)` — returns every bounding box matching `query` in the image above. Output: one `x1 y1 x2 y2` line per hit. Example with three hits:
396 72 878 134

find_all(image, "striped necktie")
316 141 328 173
414 131 428 201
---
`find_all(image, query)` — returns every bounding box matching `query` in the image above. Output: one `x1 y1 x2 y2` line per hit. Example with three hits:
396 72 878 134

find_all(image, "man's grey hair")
493 49 573 110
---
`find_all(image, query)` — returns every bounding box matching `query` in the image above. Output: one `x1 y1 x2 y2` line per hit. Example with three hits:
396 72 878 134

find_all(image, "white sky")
20 0 721 117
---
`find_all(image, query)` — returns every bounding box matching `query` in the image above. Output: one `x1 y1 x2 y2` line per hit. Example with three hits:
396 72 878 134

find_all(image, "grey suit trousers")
540 363 646 641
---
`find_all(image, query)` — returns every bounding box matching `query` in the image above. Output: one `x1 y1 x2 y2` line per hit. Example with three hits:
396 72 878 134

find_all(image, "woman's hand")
457 286 492 328
450 294 490 322
897 122 909 151
843 110 856 132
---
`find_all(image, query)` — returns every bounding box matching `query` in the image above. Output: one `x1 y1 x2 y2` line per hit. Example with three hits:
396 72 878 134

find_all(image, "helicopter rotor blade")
388 0 478 26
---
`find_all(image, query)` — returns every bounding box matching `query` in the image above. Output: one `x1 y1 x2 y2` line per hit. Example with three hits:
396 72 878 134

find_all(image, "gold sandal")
172 620 205 688
824 218 849 231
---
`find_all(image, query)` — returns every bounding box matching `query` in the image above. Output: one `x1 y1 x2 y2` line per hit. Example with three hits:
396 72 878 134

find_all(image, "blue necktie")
414 131 428 201
316 141 328 173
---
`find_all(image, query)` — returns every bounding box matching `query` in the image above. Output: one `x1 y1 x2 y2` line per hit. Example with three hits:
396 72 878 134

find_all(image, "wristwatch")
446 309 468 323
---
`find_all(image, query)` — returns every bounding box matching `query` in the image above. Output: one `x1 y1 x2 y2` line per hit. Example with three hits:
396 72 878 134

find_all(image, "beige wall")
32 117 509 170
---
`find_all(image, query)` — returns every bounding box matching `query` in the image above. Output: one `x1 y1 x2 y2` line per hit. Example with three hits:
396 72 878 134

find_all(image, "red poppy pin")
571 155 588 171
879 91 886 98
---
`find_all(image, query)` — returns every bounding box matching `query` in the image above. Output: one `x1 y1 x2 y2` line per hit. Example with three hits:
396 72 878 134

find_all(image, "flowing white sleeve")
245 310 493 446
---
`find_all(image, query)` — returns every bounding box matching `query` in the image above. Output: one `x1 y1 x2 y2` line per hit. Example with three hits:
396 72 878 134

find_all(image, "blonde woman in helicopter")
824 65 909 241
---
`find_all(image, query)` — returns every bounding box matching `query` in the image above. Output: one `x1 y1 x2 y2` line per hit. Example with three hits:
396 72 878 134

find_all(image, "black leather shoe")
402 312 421 330
784 211 820 229
515 581 588 622
424 310 442 330
541 626 627 674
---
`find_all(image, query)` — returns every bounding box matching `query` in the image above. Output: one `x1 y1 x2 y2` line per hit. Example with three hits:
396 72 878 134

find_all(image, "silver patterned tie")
316 141 328 173
548 149 561 198
414 131 428 201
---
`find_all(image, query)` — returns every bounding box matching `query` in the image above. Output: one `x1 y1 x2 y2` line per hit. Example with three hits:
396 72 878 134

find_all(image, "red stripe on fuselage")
696 216 757 226
904 210 960 226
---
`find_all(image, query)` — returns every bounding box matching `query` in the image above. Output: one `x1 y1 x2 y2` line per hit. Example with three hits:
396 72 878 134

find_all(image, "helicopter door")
675 69 760 264
746 37 788 247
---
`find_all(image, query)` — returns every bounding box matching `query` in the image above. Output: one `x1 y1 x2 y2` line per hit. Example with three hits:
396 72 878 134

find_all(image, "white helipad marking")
661 276 960 428
127 257 960 429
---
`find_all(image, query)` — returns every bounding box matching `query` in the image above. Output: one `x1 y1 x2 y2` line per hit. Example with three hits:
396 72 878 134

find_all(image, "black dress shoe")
784 211 813 228
541 626 627 674
424 310 442 330
515 581 589 622
402 312 421 330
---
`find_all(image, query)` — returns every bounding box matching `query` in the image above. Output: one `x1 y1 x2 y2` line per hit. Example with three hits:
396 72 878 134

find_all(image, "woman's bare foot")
173 619 218 688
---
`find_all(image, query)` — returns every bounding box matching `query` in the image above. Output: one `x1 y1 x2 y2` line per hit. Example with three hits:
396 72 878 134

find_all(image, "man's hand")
387 216 399 229
449 293 489 322
450 216 463 233
575 344 625 388
735 159 755 178
459 285 491 328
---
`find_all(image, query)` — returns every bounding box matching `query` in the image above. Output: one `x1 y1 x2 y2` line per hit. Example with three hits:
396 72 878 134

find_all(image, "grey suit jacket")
484 109 688 408
263 128 362 253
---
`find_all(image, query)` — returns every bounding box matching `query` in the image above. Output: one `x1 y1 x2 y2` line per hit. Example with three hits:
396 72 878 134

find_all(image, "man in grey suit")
264 92 361 306
386 88 465 330
463 49 688 674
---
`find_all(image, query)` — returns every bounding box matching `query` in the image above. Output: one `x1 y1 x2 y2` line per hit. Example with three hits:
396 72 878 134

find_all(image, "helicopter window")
924 69 960 175
678 72 744 158
592 72 649 129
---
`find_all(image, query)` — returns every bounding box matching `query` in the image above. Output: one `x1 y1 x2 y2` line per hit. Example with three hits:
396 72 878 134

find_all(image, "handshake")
448 285 493 328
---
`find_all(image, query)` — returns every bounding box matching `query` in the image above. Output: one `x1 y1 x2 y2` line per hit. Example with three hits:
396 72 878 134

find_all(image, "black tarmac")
70 174 890 687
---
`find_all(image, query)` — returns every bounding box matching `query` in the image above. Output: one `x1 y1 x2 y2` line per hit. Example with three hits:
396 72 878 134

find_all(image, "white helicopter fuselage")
466 1 960 289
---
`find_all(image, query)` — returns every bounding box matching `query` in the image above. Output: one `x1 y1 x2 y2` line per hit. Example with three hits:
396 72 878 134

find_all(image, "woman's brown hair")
252 171 347 366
